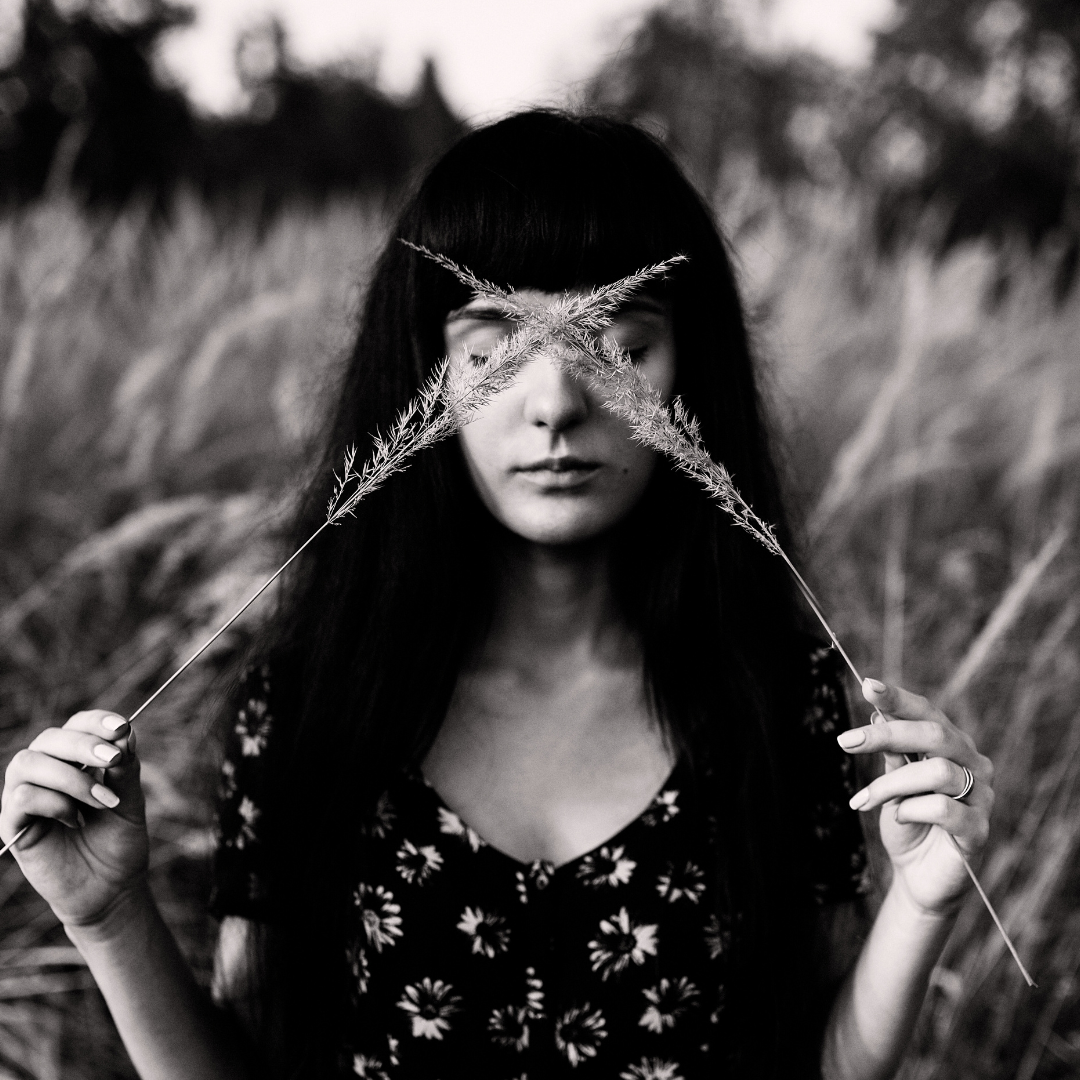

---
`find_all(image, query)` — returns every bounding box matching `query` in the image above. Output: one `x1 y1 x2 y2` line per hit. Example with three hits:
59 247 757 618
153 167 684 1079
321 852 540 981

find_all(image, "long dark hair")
245 110 822 1078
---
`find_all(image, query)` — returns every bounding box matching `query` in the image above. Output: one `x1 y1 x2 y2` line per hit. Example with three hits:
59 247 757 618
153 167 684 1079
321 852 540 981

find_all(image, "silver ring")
950 765 974 802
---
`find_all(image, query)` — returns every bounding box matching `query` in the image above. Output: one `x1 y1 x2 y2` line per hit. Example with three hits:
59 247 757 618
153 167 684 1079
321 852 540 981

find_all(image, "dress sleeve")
209 662 276 921
799 645 869 906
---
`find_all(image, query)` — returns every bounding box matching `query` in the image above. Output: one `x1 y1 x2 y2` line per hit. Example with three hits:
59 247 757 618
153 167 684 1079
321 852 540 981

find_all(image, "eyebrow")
445 301 514 323
615 296 668 316
446 294 668 324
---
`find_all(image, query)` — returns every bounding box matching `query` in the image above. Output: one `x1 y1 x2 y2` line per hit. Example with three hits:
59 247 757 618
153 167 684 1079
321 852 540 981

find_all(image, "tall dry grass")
0 181 1076 1079
0 196 386 1079
726 173 1080 1077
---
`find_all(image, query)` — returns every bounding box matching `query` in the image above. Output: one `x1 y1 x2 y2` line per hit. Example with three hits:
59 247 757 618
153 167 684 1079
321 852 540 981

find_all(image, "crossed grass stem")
1 250 1037 989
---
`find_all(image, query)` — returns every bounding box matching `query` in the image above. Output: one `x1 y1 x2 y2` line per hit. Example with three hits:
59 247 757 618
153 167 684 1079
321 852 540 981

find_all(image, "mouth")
514 456 602 488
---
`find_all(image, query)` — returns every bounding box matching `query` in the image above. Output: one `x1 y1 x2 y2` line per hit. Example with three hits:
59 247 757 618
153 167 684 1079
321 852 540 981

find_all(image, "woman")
0 112 994 1080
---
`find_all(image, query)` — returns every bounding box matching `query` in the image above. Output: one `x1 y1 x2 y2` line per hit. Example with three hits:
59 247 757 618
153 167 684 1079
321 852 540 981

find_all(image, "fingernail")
849 789 870 810
90 784 119 809
76 810 85 828
870 710 886 725
837 728 866 749
864 678 887 694
93 744 121 764
102 715 128 731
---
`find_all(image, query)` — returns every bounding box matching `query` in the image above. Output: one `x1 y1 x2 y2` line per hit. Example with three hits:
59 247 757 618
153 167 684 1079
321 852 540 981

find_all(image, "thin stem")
128 520 332 724
945 831 1037 987
0 520 336 860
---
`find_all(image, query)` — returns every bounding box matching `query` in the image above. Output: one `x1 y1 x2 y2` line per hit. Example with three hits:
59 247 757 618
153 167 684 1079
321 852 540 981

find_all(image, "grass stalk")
422 250 1038 988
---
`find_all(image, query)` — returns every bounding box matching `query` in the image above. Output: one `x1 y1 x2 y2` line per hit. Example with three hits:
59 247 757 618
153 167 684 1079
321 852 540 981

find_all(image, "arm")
822 883 953 1079
65 886 255 1080
0 712 254 1080
821 681 995 1079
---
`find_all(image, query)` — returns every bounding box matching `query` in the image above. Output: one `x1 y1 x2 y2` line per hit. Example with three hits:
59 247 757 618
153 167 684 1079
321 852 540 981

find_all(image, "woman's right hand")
0 711 149 931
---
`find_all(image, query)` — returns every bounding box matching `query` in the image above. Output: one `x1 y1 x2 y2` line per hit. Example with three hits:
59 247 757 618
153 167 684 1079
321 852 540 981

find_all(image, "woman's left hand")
837 678 995 916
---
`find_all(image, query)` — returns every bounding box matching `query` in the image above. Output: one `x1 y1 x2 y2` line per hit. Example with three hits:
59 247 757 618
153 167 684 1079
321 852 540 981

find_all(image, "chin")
500 503 628 547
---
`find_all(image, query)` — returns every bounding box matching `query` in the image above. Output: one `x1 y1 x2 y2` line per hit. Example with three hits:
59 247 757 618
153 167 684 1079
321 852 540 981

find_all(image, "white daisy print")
396 839 444 885
457 906 510 957
437 806 486 851
703 913 730 959
351 1054 389 1079
640 789 680 826
619 1059 685 1080
397 978 461 1040
361 792 396 840
554 1004 606 1066
236 696 271 757
386 1034 399 1066
588 908 659 981
353 883 403 952
639 977 699 1033
218 758 237 801
346 942 370 994
655 861 706 904
515 860 553 902
488 1005 530 1051
576 845 636 887
525 966 545 1019
528 859 553 890
228 796 260 850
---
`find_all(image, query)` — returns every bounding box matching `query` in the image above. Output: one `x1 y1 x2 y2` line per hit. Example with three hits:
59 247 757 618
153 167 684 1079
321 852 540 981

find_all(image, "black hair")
243 110 823 1078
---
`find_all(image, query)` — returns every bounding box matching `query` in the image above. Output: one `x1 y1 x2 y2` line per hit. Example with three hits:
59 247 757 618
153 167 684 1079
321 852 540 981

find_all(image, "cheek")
454 402 514 506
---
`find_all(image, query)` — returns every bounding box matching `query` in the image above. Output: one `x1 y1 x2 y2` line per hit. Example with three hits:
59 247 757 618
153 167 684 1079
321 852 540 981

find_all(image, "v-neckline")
406 758 686 874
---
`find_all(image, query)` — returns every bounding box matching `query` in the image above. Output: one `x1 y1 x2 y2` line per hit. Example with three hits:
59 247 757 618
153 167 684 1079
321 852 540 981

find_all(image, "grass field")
0 186 1077 1079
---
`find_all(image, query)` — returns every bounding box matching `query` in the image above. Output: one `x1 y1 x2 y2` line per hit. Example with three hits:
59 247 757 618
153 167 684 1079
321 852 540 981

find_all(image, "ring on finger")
950 765 974 803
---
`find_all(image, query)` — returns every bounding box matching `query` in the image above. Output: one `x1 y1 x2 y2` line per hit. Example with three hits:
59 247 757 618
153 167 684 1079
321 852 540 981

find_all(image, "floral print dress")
211 647 868 1079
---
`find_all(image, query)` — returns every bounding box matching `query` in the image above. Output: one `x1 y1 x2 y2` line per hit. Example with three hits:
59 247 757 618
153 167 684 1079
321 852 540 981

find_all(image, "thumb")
96 729 145 824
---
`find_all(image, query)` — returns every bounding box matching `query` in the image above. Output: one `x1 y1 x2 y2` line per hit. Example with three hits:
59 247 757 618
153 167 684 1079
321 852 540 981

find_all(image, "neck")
479 532 635 672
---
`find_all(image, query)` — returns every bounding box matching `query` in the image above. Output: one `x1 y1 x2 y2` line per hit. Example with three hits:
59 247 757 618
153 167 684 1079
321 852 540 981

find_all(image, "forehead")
445 288 670 324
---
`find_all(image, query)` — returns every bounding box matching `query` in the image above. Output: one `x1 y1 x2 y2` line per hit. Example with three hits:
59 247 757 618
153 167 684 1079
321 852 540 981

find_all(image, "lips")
514 456 602 488
516 456 601 473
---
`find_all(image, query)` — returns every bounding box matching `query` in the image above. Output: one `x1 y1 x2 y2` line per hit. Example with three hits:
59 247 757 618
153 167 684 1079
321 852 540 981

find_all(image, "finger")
868 710 906 774
62 710 130 742
3 749 121 811
99 733 142 808
1 783 83 839
837 717 984 773
849 757 991 813
28 727 126 771
861 680 948 726
893 793 991 847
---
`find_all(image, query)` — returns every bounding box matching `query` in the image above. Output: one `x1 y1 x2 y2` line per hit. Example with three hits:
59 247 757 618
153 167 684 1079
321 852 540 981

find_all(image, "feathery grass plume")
0 261 549 864
420 247 1037 989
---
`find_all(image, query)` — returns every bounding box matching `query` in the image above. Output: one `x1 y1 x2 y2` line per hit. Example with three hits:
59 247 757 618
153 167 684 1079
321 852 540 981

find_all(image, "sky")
158 0 897 122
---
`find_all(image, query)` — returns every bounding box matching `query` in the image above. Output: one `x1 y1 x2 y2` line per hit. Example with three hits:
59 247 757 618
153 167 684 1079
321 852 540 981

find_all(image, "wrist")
886 875 963 926
63 880 156 952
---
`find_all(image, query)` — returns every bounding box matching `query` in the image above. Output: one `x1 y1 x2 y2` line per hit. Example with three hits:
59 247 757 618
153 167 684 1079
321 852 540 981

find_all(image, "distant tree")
0 1 464 212
0 0 195 206
590 0 1080 293
586 4 842 200
852 0 1080 292
195 18 463 215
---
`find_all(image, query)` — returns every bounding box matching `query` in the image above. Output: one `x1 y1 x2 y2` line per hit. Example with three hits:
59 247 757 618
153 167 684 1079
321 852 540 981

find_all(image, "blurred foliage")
0 0 463 214
1 1 1080 1078
588 0 1080 294
0 196 387 1078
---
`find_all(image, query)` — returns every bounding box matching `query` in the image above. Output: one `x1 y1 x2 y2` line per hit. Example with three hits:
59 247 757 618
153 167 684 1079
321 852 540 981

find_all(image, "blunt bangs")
402 112 706 314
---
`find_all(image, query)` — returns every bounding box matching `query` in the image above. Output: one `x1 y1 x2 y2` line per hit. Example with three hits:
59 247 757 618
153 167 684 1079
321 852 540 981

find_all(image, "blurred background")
0 0 1078 1076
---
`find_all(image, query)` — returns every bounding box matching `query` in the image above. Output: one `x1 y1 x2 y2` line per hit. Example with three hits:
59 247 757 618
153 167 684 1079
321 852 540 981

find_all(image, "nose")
520 352 590 433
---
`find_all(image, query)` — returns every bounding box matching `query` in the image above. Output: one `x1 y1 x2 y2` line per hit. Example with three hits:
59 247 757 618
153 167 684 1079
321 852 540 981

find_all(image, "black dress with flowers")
211 647 867 1080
